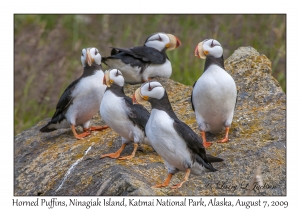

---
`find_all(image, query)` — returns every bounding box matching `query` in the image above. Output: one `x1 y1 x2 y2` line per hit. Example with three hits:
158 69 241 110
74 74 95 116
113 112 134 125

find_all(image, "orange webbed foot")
118 143 138 160
152 173 173 188
217 137 229 143
100 143 126 159
152 183 169 188
217 127 230 143
171 169 190 190
118 154 135 160
200 131 213 148
171 182 185 189
86 125 109 132
75 131 91 140
71 125 91 140
100 152 121 159
203 141 213 148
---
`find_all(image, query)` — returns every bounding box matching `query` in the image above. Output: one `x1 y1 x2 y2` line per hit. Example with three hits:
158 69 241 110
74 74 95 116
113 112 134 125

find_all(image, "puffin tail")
39 115 68 133
206 154 224 163
101 56 108 65
101 48 119 65
110 48 119 55
39 122 57 132
196 155 217 172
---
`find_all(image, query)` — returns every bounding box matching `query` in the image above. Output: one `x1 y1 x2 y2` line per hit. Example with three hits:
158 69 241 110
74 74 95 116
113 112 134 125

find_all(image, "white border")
3 0 297 209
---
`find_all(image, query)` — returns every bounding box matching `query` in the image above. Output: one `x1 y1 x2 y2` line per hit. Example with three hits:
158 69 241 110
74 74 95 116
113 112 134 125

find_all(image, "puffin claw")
217 137 229 143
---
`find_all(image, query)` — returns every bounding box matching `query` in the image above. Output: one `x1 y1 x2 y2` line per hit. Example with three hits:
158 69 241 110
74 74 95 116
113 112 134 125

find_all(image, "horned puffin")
133 81 223 189
102 32 181 84
40 47 108 139
192 39 237 148
100 69 150 160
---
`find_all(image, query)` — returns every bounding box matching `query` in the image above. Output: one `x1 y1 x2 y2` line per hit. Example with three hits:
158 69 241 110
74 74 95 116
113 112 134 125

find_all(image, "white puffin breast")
65 70 105 125
100 90 145 143
146 109 193 172
192 64 237 133
142 59 172 80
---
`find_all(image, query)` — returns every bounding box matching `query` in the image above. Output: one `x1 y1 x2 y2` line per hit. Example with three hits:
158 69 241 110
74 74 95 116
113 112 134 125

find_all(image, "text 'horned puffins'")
102 32 181 84
100 69 151 160
192 39 237 148
40 47 109 139
133 81 223 189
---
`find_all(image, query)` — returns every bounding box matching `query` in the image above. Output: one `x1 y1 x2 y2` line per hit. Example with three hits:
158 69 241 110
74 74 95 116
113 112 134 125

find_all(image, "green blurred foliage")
14 14 286 135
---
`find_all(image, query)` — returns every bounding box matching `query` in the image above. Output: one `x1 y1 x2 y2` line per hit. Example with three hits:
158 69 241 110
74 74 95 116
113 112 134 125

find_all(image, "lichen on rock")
14 47 286 196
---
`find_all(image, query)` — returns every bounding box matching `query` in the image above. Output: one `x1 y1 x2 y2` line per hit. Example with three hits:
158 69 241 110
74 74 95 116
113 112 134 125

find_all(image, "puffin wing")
39 78 80 132
51 78 81 120
191 81 197 111
124 97 150 131
173 119 217 171
110 46 166 64
234 90 238 110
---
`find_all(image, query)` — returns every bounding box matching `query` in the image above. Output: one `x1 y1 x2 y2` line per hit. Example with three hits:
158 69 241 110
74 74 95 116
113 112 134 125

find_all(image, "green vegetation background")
14 14 286 135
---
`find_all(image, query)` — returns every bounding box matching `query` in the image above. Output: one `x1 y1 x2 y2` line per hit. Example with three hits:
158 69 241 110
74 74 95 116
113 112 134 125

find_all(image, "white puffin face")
195 39 223 59
144 32 181 51
104 69 124 87
133 81 164 105
81 47 102 67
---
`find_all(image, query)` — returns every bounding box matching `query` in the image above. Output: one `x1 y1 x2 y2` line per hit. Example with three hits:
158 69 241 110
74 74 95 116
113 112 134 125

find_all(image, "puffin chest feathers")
143 59 172 79
100 90 144 141
193 65 236 132
146 109 193 171
65 71 105 125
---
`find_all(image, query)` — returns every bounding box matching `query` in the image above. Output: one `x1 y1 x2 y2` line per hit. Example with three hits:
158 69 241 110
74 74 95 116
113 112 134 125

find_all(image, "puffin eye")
158 34 162 41
148 83 152 91
81 49 86 57
115 69 121 76
210 40 221 47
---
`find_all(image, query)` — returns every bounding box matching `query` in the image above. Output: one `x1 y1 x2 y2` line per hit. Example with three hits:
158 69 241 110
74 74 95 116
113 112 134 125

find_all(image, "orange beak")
175 36 181 48
103 71 112 87
194 45 200 58
166 34 181 50
132 87 148 105
194 42 206 59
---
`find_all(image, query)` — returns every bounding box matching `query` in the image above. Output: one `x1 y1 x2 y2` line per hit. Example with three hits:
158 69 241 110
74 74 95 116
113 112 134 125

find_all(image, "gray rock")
14 47 286 196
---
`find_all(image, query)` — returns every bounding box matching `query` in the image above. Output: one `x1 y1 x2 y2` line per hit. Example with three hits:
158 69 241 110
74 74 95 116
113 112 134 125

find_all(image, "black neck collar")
148 91 178 120
204 55 224 72
82 63 102 78
106 83 125 97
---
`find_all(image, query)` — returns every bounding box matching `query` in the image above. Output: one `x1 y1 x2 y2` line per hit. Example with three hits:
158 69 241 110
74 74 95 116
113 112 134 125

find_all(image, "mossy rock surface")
14 47 286 196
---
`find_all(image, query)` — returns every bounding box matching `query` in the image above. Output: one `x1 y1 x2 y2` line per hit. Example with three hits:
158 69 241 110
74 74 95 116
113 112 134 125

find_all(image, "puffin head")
132 81 164 105
103 69 124 87
81 47 102 67
194 39 223 59
144 32 181 51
